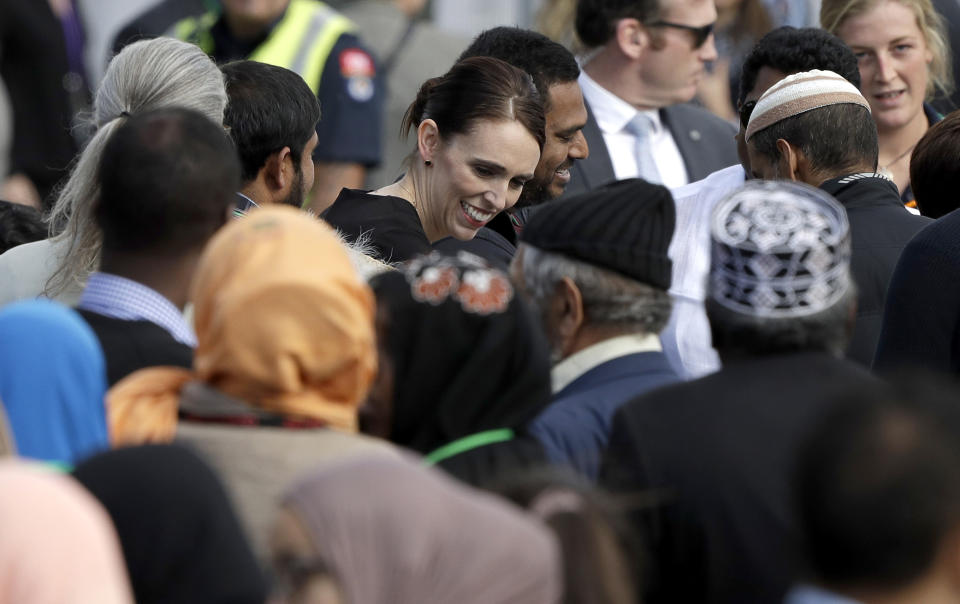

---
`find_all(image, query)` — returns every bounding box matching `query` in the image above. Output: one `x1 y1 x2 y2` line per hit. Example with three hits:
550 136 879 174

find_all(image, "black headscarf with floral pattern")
370 251 552 456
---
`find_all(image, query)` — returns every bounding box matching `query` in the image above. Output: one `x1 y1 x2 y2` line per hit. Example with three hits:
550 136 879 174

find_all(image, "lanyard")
423 429 514 466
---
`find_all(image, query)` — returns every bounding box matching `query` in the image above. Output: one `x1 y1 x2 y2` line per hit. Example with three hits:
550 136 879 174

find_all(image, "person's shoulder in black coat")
820 174 932 365
874 209 960 374
433 228 515 271
76 309 193 386
600 352 881 604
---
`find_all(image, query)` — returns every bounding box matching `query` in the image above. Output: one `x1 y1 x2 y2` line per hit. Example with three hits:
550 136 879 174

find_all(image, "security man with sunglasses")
561 0 738 198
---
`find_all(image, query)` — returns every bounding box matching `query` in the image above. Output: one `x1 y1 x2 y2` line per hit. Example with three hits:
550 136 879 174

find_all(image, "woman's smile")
459 201 496 227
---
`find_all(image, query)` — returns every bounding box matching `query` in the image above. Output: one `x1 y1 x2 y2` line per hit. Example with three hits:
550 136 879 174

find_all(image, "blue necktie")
625 113 662 184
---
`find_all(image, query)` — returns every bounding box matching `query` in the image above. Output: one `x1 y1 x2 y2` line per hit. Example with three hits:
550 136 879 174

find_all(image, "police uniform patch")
347 76 374 102
340 48 375 78
339 48 376 102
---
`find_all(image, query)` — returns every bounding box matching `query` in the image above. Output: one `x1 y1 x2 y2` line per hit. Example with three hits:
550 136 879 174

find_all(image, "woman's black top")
322 188 431 263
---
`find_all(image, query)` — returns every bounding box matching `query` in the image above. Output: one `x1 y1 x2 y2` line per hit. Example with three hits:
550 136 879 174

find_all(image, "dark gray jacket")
562 100 739 198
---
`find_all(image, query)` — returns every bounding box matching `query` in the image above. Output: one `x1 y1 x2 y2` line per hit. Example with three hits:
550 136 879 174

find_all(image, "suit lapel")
567 98 616 196
661 105 709 182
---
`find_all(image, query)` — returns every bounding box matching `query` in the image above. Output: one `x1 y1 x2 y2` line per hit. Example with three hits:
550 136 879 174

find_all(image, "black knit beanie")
520 178 675 289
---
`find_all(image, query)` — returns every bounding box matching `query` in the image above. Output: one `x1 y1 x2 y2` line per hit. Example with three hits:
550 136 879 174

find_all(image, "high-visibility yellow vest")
171 0 354 95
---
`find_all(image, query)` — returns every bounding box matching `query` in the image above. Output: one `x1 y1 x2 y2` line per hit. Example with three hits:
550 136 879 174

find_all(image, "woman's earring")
425 160 432 166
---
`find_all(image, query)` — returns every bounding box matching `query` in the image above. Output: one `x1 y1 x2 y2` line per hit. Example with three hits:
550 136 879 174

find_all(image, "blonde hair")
821 0 954 101
44 37 227 298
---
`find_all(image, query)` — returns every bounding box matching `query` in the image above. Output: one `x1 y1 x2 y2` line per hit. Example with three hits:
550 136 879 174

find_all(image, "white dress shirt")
78 272 197 347
660 164 746 379
579 71 689 188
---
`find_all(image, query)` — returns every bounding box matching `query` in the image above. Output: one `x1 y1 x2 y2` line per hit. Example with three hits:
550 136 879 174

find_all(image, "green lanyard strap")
423 429 515 466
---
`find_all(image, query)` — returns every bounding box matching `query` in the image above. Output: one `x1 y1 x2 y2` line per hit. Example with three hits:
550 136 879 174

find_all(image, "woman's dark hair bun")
401 77 441 138
400 57 545 150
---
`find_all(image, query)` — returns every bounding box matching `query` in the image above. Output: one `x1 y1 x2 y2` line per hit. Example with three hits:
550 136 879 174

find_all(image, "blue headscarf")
0 300 109 465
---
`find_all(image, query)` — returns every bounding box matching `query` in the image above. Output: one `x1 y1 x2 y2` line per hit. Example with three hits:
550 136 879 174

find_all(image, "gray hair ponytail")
44 37 228 298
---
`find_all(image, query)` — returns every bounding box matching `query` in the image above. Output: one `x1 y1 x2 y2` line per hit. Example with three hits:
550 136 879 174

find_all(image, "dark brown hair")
911 110 960 218
402 56 545 150
575 0 661 48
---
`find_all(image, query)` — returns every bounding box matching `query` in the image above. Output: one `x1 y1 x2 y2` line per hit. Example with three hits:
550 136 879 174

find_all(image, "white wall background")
432 0 540 38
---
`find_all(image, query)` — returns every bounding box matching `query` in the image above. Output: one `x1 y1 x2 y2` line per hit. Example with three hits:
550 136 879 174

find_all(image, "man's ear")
777 139 821 185
775 138 802 182
614 18 648 61
552 277 585 356
262 146 293 194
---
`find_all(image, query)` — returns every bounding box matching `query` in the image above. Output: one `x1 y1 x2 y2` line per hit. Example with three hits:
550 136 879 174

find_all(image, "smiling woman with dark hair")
323 56 544 264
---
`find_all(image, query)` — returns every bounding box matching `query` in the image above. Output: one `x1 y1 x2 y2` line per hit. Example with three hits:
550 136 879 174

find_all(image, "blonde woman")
822 0 953 207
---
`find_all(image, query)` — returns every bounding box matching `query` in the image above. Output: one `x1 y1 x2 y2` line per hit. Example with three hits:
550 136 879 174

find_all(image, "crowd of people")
3 0 960 602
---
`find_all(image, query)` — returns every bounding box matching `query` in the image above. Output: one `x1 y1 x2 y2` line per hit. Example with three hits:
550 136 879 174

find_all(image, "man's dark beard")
514 176 552 209
280 168 305 208
515 160 575 209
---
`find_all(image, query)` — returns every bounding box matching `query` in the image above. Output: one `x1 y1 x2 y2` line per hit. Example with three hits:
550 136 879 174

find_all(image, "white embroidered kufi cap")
709 180 852 318
745 69 870 141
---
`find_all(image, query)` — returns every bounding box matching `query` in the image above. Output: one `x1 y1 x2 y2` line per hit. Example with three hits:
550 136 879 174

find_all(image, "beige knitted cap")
745 69 870 141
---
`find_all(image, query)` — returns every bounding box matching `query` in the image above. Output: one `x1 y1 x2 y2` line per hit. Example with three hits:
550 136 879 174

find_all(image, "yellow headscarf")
108 206 376 445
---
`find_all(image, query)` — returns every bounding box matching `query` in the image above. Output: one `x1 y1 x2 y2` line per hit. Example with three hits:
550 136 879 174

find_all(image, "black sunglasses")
646 20 715 49
738 100 757 131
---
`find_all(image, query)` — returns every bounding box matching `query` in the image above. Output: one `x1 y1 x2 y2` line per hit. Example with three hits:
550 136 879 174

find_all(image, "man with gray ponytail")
0 37 227 306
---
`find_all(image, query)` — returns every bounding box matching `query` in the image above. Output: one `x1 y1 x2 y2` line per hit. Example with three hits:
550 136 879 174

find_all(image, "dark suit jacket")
874 208 960 374
601 352 880 604
528 351 679 481
563 100 739 198
818 174 932 365
76 309 193 387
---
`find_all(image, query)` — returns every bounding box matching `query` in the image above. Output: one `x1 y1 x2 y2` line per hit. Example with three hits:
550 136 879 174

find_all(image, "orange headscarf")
108 206 377 445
